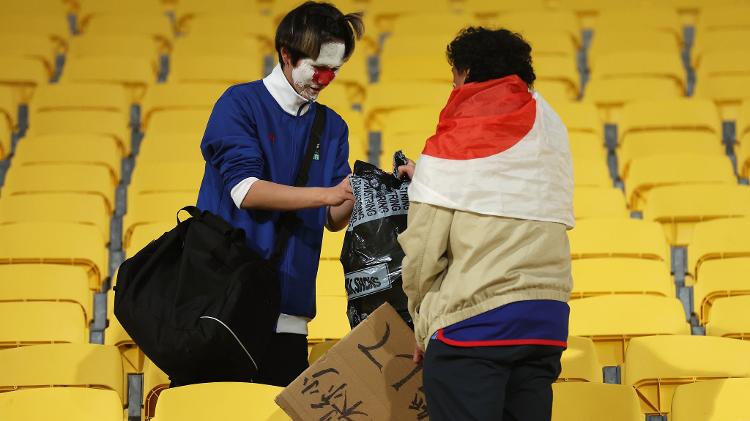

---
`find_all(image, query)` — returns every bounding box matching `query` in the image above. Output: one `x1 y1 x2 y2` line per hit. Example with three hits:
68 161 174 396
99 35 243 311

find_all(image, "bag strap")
270 104 326 262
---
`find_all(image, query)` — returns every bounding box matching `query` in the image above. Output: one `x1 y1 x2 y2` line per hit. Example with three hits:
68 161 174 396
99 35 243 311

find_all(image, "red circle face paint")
313 68 336 86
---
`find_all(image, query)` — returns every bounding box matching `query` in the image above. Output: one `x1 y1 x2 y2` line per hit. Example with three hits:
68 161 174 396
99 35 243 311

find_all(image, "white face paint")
291 42 346 100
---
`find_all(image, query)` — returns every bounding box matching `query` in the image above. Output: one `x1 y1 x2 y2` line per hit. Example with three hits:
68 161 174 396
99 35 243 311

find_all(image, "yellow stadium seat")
169 54 263 85
555 102 603 137
67 35 162 64
14 134 121 183
380 52 451 83
172 36 266 59
697 51 750 86
625 155 736 211
552 383 642 421
619 98 722 147
75 0 164 15
618 132 723 179
151 382 290 421
589 52 685 95
593 8 683 40
141 83 227 129
308 339 337 364
348 135 368 165
559 336 602 383
2 164 116 215
0 388 122 421
364 82 448 128
30 83 129 117
571 258 674 299
0 264 91 323
370 106 439 136
522 30 579 58
138 136 203 163
0 115 10 160
143 358 169 421
0 343 124 403
129 162 203 201
123 192 196 247
694 258 750 324
737 100 750 141
583 78 684 124
0 302 87 349
692 29 750 69
125 222 172 257
144 108 211 134
316 260 346 296
643 185 750 246
80 13 173 48
0 222 107 290
337 108 367 141
388 12 477 40
367 2 453 33
741 133 750 178
705 295 750 340
624 335 750 415
569 218 670 262
534 56 580 101
572 158 611 188
382 32 464 60
0 15 68 53
0 86 15 129
461 0 547 15
178 13 273 48
105 292 142 374
569 132 605 160
59 56 155 103
26 109 130 155
0 34 59 77
330 48 369 104
1 0 69 15
500 10 581 47
671 378 750 421
689 218 750 281
588 30 681 69
321 228 346 260
535 81 576 106
0 57 49 102
569 295 689 366
176 0 259 18
698 6 750 33
694 75 750 120
317 83 355 111
380 130 431 169
573 187 628 219
0 194 110 244
308 295 350 344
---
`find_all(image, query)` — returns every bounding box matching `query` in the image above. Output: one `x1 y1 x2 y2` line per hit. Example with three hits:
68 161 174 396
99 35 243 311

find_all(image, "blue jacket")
196 81 350 320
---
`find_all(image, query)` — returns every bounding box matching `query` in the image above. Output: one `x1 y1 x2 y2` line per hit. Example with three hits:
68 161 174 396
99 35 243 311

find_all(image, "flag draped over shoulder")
409 75 575 228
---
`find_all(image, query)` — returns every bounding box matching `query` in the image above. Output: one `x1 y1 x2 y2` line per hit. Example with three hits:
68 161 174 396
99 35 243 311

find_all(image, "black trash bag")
341 151 412 328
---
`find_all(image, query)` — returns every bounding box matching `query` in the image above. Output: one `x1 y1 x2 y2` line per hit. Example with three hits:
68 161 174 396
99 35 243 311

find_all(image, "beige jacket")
398 202 572 350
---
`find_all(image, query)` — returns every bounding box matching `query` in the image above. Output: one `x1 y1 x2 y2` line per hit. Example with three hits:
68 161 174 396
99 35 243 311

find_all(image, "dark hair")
446 27 535 85
275 1 364 65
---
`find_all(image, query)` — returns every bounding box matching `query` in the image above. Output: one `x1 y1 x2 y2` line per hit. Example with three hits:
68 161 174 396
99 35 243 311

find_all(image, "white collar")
262 64 313 116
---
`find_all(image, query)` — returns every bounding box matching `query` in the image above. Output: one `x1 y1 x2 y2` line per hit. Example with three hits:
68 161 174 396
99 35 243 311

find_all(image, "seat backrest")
594 7 682 38
320 229 346 261
26 109 130 155
67 35 159 60
619 98 722 142
180 13 273 43
588 29 680 67
618 131 723 179
0 388 123 421
168 54 263 85
694 257 750 324
82 13 173 41
671 377 750 421
569 218 670 261
31 83 129 115
142 358 170 421
697 6 750 33
572 157 612 188
688 217 750 279
572 187 628 219
569 132 605 160
129 161 204 197
624 335 750 415
152 382 289 420
570 258 673 299
590 52 685 93
140 83 228 129
124 222 173 257
583 78 684 124
552 383 643 421
559 336 602 382
0 343 124 403
308 295 351 344
316 260 346 296
554 102 603 137
569 295 690 366
59 56 155 100
705 295 750 340
123 192 200 248
0 302 87 349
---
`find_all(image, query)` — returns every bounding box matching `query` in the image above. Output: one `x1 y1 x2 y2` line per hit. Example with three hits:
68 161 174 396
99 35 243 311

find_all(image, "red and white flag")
409 75 575 228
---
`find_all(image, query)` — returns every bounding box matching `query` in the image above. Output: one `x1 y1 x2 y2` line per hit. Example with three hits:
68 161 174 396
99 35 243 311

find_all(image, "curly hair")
446 27 535 86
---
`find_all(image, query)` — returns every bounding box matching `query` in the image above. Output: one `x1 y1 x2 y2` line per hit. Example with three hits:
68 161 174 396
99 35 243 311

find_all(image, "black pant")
423 341 563 421
255 332 309 387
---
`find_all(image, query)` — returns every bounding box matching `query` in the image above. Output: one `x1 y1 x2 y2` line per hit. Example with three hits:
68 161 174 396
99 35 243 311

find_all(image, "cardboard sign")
276 303 429 421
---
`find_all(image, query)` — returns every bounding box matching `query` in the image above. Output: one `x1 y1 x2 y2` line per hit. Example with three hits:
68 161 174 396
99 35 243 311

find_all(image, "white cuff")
275 313 310 334
230 177 260 209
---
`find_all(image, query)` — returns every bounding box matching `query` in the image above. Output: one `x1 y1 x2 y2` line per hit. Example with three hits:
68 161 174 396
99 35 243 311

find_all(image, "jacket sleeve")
200 87 264 193
397 201 453 345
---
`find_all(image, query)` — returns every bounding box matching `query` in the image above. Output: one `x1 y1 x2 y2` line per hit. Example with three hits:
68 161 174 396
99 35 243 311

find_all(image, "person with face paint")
196 2 364 387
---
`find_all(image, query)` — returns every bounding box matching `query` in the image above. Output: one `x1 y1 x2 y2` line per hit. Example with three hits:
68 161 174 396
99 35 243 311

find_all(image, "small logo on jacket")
313 143 320 160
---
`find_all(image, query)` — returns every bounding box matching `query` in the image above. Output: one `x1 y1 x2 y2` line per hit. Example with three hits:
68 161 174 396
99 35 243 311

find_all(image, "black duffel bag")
114 105 325 385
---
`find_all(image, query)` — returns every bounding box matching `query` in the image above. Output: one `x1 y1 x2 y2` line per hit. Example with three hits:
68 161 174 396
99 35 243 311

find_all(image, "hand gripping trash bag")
341 153 412 328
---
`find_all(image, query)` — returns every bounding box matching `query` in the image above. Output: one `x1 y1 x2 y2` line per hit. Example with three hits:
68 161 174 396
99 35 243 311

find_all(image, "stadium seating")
79 13 172 47
534 56 581 101
59 56 155 102
150 382 290 421
128 162 203 200
0 34 59 77
123 191 197 248
169 54 263 86
316 260 346 296
643 185 750 246
0 15 69 50
308 295 350 344
671 378 750 421
0 301 87 349
569 218 670 262
0 222 107 290
0 388 123 421
738 100 750 144
588 30 680 70
695 75 750 120
594 7 682 38
521 30 579 59
25 109 131 156
143 358 169 421
379 130 432 168
75 0 164 16
618 132 723 180
143 109 212 135
705 295 750 340
624 335 750 415
584 78 684 124
555 102 603 138
688 218 750 281
568 295 690 366
30 83 130 116
570 258 674 299
501 10 581 47
569 133 605 160
321 229 346 260
572 158 612 188
625 155 736 211
105 291 141 376
0 86 15 128
308 339 337 364
0 344 124 403
140 83 228 129
0 118 9 160
589 52 685 97
138 134 204 163
573 187 628 219
0 57 50 101
697 6 750 34
551 383 643 421
364 82 447 130
124 222 172 257
67 35 162 64
694 257 750 324
618 99 722 147
558 336 601 383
